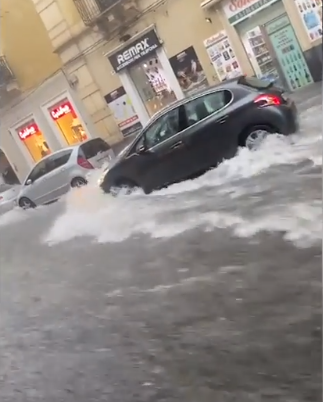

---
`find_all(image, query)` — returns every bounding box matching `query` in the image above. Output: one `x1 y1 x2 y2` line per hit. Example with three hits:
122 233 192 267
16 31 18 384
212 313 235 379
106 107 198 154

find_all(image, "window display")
204 31 243 82
169 46 209 96
242 27 280 83
128 53 177 117
49 100 88 145
17 120 51 162
294 0 322 42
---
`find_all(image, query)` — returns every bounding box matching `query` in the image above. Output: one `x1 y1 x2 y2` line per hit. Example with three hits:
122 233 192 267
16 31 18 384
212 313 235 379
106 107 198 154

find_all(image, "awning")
200 0 220 10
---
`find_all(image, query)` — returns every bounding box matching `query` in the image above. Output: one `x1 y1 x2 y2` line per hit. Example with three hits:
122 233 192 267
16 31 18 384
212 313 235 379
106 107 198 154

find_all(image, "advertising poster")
169 46 209 96
294 0 322 42
203 31 243 82
104 87 143 138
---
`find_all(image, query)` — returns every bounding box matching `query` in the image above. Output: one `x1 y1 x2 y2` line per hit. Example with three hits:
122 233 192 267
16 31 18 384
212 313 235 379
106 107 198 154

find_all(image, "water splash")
43 130 322 247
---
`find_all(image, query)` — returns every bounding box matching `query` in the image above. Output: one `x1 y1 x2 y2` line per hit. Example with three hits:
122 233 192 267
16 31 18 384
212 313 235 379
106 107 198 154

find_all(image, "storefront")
15 118 51 162
221 0 315 90
0 72 98 181
106 27 184 126
46 98 89 145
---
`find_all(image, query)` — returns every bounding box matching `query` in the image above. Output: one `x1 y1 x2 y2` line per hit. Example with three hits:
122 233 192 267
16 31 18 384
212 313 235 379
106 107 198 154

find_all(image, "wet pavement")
0 88 322 401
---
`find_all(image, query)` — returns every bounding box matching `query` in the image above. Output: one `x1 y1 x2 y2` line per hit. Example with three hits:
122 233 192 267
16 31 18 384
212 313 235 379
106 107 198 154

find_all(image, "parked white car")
16 138 115 209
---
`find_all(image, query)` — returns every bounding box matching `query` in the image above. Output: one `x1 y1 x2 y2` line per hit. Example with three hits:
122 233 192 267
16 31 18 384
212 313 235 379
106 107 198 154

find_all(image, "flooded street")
0 91 321 401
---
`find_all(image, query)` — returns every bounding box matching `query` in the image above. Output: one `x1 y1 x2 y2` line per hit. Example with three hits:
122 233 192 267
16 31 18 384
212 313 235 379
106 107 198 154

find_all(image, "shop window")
128 52 177 117
17 121 51 163
49 100 88 146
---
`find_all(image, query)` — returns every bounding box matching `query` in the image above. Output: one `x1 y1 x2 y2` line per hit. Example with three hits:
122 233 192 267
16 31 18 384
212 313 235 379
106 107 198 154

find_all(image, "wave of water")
42 127 321 247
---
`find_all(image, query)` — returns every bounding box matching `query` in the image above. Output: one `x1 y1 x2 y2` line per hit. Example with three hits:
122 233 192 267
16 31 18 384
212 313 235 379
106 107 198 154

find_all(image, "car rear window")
238 76 273 90
80 138 111 159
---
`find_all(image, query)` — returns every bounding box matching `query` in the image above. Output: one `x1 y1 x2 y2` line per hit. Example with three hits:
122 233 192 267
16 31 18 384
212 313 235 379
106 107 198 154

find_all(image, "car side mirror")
25 178 33 186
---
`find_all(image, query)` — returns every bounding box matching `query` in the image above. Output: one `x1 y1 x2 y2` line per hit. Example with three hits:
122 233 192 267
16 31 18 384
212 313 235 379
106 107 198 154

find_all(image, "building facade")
33 0 322 140
6 0 323 179
0 71 102 181
0 0 101 182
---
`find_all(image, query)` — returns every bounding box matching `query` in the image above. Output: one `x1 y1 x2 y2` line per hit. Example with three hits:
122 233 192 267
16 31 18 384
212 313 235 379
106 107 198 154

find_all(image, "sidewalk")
289 82 322 107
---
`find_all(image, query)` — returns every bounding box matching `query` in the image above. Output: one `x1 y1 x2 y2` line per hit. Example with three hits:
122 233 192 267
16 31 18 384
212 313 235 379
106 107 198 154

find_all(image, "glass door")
242 26 280 83
265 15 314 91
128 53 177 117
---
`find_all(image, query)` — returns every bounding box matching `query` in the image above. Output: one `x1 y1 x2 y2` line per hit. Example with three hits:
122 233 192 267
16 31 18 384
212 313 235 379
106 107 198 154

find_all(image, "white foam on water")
43 124 322 248
0 208 31 227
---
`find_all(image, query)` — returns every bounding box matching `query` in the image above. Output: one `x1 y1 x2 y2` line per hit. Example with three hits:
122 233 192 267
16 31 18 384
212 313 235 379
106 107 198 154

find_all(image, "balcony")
73 0 140 28
0 56 19 93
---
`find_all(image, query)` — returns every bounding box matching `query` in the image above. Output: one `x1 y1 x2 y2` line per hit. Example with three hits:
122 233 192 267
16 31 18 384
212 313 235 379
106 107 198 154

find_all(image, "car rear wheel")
239 125 276 150
18 197 35 209
71 177 87 188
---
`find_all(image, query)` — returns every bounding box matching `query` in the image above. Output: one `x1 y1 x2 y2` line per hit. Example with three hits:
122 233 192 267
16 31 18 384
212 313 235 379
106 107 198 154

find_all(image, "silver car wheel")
245 130 269 150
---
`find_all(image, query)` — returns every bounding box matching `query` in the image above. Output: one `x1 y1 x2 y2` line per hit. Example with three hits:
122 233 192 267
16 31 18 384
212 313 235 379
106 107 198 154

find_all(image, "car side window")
46 150 72 171
144 108 181 149
184 90 233 127
26 160 49 183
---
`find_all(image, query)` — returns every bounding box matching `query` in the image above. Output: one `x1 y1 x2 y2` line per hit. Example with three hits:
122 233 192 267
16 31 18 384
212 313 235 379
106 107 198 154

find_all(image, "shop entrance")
265 15 313 90
236 0 313 89
127 52 177 117
49 100 88 145
0 149 19 185
17 120 51 162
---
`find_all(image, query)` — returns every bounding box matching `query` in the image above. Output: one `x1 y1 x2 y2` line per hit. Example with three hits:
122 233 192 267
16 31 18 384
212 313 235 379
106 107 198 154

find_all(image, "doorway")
0 149 19 185
265 14 314 91
127 52 177 117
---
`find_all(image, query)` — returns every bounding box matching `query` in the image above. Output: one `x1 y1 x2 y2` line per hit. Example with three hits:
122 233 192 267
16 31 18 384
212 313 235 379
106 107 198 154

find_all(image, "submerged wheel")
239 125 276 150
18 197 35 209
110 180 138 197
71 177 87 188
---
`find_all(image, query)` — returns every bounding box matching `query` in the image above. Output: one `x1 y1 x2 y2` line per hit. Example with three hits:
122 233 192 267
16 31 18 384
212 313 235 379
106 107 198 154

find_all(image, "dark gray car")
99 76 298 195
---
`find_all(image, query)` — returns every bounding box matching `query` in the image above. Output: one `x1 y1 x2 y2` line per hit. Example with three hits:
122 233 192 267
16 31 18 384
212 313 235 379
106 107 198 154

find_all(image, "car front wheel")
110 180 138 197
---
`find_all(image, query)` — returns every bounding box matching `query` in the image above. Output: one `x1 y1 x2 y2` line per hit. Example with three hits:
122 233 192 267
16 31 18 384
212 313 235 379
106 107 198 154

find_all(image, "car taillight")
254 94 282 107
77 156 94 169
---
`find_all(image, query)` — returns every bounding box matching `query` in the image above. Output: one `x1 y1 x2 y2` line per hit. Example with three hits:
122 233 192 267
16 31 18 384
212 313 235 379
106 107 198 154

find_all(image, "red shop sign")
50 101 76 120
18 123 39 140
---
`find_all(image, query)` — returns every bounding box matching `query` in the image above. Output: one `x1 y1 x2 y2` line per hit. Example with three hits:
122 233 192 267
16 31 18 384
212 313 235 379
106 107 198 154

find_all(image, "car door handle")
170 141 184 150
218 116 228 124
